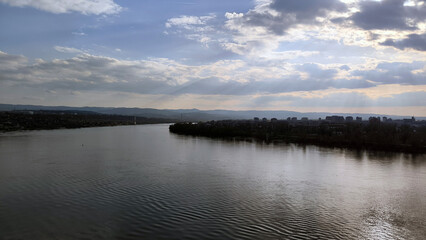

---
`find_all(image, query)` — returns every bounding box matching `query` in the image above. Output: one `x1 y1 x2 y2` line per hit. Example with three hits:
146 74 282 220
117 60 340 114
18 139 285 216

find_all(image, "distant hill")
0 104 424 121
203 110 425 121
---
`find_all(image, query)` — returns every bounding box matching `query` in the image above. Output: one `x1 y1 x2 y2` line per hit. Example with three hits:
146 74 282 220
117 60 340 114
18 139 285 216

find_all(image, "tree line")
169 120 426 153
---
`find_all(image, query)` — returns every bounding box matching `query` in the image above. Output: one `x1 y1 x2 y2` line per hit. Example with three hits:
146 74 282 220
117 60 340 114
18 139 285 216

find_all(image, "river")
0 124 425 239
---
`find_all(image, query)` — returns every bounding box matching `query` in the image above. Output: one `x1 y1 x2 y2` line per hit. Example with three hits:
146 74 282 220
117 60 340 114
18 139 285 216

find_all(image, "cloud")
54 46 84 54
164 15 217 47
0 52 376 96
251 92 369 108
227 0 346 36
340 65 351 71
294 91 426 107
164 0 422 57
353 61 426 85
72 32 86 36
0 51 27 70
215 0 426 55
215 0 349 55
165 15 215 28
0 0 122 15
296 63 338 80
1 51 425 112
381 33 426 51
173 77 373 96
375 91 426 107
161 0 426 62
350 0 426 30
251 91 426 108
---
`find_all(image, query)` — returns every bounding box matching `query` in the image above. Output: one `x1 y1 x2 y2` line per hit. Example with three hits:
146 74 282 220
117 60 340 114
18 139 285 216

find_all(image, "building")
403 116 415 123
369 117 381 124
345 116 353 122
326 116 344 122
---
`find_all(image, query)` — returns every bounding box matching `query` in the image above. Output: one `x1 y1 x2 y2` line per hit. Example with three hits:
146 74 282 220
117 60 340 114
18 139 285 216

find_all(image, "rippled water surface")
1 124 425 239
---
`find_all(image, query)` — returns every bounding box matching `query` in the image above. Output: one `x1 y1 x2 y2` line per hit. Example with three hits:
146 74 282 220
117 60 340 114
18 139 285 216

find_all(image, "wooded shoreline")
0 111 174 132
169 120 426 154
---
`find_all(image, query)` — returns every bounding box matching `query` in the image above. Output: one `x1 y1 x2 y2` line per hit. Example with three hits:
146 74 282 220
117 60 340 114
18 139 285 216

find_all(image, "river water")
0 124 425 239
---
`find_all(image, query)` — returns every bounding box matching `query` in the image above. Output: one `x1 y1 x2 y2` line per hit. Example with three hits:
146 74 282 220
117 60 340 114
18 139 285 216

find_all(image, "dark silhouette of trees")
170 120 426 153
0 111 173 131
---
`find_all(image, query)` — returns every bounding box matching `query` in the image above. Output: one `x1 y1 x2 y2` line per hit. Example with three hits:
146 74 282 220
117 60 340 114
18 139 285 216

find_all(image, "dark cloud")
330 17 346 24
270 0 347 17
407 0 426 22
381 33 426 51
351 0 426 30
238 0 347 35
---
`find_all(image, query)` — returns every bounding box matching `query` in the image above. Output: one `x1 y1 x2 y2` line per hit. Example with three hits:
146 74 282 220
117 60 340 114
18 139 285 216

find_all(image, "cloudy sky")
0 0 425 116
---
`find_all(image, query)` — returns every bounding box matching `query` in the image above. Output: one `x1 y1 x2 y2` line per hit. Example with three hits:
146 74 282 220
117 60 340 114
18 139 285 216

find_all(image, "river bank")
169 121 426 154
0 111 174 132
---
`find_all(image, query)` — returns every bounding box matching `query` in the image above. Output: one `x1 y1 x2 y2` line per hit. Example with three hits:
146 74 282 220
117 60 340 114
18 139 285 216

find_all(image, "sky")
0 0 425 116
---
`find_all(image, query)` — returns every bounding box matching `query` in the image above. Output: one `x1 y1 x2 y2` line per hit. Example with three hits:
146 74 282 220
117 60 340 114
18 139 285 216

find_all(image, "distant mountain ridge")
0 104 424 121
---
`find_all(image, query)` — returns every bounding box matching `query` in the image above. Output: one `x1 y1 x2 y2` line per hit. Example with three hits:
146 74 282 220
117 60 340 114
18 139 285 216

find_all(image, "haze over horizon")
1 0 425 116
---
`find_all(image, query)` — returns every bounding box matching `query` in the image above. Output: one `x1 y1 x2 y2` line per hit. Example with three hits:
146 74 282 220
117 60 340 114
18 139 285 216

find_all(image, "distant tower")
134 116 137 125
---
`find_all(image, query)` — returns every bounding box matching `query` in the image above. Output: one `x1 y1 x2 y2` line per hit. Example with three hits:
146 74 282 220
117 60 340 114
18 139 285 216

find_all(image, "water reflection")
0 125 425 239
